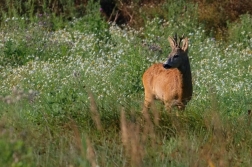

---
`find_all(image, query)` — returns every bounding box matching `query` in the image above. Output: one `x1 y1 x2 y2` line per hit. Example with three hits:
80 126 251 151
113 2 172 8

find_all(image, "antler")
173 33 178 46
173 33 185 47
178 34 185 47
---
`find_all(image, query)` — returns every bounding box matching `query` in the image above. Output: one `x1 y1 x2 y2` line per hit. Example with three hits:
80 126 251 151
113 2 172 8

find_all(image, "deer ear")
168 37 176 49
182 37 189 52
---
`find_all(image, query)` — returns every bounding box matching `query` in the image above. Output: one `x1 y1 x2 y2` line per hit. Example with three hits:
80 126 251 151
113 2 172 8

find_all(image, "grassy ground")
0 0 251 167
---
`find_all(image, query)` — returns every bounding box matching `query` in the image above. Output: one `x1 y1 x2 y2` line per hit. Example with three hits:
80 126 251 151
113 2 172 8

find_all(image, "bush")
227 14 252 48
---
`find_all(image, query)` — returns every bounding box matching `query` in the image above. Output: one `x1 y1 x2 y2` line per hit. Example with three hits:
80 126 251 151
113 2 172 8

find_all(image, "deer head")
163 34 189 70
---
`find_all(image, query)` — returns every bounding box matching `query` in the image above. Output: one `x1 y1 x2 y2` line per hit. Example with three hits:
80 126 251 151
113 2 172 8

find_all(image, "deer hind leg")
164 100 184 114
164 101 172 113
169 99 185 110
177 102 185 110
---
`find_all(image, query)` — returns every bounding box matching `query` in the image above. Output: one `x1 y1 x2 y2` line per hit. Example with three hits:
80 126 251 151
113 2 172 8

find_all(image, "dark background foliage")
0 0 251 38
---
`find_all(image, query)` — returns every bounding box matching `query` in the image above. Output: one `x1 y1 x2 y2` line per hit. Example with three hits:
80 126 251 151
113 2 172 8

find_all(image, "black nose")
163 63 172 69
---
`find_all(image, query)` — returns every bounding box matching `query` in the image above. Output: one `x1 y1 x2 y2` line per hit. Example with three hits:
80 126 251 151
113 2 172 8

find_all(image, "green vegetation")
0 0 251 166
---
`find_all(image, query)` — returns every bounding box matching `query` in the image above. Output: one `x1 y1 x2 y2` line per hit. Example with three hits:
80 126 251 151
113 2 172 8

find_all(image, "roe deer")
142 34 192 112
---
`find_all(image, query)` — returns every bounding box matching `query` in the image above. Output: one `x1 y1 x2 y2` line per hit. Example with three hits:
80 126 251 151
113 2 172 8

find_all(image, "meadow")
0 0 252 166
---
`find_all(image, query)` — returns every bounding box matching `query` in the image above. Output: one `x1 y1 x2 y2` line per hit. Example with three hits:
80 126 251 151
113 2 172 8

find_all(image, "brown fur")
142 35 192 112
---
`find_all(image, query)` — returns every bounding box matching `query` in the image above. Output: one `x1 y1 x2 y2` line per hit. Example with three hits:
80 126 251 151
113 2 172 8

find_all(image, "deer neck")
178 59 192 83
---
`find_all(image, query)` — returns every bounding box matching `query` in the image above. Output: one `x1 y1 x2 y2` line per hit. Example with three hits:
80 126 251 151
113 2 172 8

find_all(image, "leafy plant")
227 13 252 48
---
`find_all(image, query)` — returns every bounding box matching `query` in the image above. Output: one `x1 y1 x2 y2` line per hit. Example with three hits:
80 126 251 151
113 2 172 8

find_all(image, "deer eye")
174 55 179 58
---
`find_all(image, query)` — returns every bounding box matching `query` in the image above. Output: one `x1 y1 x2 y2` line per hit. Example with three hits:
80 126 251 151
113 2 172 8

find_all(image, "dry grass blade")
120 109 128 147
70 120 83 154
142 106 156 147
86 137 98 167
120 109 144 167
88 91 103 131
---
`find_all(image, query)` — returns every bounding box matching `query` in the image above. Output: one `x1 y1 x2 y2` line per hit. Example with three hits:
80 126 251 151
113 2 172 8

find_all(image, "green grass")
0 1 252 167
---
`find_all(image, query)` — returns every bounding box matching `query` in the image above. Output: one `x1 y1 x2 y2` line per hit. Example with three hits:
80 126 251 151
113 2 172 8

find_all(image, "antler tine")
178 34 185 47
174 33 178 47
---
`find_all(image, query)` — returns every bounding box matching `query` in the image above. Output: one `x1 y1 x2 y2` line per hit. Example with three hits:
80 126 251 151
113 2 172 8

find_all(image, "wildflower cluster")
0 87 37 104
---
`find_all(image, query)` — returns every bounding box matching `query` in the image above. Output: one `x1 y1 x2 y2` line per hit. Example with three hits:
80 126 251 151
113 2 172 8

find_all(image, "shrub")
227 14 252 48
